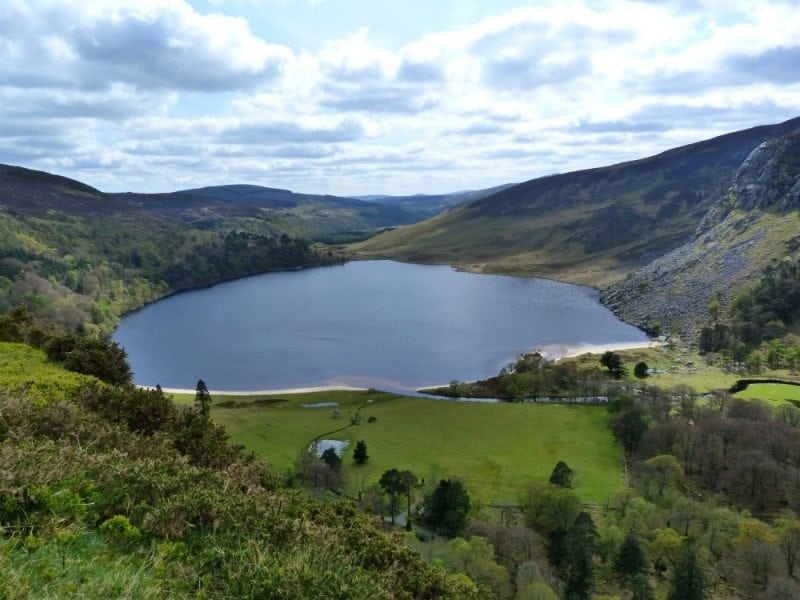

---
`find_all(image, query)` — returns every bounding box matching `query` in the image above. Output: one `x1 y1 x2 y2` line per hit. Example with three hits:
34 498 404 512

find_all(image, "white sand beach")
539 340 659 361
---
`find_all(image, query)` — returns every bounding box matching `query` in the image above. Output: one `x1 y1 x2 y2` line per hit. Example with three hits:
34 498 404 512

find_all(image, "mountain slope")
602 131 800 337
357 184 515 219
352 117 800 286
0 166 332 332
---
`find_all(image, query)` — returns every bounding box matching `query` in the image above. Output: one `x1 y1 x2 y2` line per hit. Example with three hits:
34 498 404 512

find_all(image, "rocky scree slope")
602 130 800 338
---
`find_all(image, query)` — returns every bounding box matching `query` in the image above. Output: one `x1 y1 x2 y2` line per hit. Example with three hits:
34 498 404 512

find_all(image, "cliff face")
602 131 800 338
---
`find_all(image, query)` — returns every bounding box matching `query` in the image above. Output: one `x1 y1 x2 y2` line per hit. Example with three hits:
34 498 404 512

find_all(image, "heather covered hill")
352 117 800 287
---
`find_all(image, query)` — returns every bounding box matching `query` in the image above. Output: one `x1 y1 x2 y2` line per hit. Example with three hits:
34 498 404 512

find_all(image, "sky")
1 0 799 196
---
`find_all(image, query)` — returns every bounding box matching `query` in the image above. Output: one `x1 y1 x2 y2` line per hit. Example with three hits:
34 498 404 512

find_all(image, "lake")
113 260 648 393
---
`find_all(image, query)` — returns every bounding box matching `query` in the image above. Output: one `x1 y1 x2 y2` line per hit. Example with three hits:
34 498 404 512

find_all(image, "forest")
699 253 800 372
0 208 335 334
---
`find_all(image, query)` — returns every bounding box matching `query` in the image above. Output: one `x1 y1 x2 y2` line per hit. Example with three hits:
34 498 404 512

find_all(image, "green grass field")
734 383 800 405
173 390 623 505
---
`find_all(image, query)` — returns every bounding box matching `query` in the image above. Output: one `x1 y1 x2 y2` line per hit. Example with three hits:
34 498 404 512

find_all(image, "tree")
630 573 654 600
195 379 211 416
45 333 132 386
353 440 369 465
600 351 626 379
424 479 470 538
634 361 649 379
549 461 574 488
612 406 648 458
436 536 512 599
615 534 648 577
668 543 705 600
379 469 417 526
776 518 800 578
320 447 342 471
519 582 558 600
563 511 597 600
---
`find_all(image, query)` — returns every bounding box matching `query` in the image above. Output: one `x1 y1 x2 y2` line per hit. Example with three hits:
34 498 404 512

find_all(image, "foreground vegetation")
9 305 800 598
0 321 477 598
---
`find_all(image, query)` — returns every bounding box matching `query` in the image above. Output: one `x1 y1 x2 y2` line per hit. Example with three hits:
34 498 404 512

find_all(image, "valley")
3 116 800 599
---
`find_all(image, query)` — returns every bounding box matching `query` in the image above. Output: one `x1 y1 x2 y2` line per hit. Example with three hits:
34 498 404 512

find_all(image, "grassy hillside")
0 341 92 402
352 117 800 287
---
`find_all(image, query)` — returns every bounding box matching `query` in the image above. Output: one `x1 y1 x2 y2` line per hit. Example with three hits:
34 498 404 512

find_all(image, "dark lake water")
113 260 647 393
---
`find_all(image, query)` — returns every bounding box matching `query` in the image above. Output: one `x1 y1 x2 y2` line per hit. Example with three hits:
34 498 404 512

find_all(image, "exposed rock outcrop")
603 130 800 339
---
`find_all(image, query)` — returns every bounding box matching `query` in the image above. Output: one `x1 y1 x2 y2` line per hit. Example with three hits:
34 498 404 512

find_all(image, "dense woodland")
0 209 332 334
699 254 800 371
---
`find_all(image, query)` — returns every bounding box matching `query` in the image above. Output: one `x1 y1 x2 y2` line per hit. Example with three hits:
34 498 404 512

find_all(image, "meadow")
734 382 800 405
173 390 623 505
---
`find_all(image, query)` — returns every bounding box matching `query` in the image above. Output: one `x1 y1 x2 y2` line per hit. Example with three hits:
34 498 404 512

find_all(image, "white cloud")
0 0 799 195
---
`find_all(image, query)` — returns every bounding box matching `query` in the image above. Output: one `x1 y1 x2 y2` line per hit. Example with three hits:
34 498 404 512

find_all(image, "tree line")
699 254 800 372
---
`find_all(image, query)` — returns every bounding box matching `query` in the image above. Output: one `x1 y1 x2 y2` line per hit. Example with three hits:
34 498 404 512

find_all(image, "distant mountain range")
0 161 503 330
112 183 508 240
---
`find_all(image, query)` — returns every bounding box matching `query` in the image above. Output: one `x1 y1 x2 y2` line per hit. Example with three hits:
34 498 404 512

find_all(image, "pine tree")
563 512 597 600
195 379 211 417
321 447 342 471
615 534 648 577
424 479 470 538
353 440 369 465
668 543 705 600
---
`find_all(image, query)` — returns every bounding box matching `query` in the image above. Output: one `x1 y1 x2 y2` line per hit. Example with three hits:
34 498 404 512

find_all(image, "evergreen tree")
600 351 627 379
195 379 211 417
668 543 705 600
379 469 417 526
615 534 648 577
353 440 369 465
321 447 342 471
630 573 654 600
424 479 470 538
612 406 648 458
563 512 597 600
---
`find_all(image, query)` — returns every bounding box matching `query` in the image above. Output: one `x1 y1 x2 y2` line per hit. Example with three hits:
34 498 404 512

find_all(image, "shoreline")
539 340 658 361
141 342 659 398
139 384 367 396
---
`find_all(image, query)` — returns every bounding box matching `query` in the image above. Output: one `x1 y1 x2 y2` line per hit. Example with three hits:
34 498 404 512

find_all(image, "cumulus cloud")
0 0 292 94
0 0 799 196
